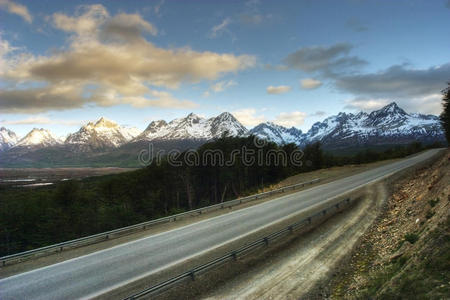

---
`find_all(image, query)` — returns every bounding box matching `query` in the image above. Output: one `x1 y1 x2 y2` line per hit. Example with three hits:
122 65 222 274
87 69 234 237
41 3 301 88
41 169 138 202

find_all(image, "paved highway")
0 149 441 299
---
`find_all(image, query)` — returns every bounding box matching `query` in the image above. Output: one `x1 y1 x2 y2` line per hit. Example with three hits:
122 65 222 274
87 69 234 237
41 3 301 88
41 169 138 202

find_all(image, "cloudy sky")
1 0 449 137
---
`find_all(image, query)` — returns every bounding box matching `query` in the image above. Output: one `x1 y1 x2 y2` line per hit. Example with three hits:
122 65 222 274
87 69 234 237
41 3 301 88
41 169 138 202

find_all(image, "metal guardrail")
0 178 320 266
124 197 352 299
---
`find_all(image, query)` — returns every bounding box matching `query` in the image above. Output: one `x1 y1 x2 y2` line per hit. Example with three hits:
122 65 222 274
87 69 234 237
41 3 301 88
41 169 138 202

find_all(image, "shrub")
405 233 419 244
426 210 435 219
428 198 439 207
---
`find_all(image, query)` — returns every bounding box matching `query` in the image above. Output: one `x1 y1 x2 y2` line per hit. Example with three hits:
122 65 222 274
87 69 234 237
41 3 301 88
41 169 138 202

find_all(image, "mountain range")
248 102 443 148
0 102 445 167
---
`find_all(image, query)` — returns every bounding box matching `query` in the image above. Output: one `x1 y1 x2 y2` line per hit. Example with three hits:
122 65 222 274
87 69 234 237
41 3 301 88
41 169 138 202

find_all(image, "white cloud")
203 80 237 97
232 108 266 127
0 0 32 23
245 0 261 7
232 109 308 128
240 14 264 25
210 80 236 92
0 83 87 113
344 94 443 115
209 18 232 38
335 63 450 100
52 4 108 37
154 0 165 15
1 116 86 126
0 35 17 73
267 85 291 95
274 111 307 127
102 13 158 42
202 91 211 98
300 78 322 90
310 111 327 117
0 5 255 113
283 43 367 74
344 98 390 111
333 62 449 116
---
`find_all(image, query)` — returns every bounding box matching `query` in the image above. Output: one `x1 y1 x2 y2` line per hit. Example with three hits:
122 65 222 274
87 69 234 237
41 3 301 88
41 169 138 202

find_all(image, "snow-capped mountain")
135 112 248 141
1 102 444 167
14 128 61 148
247 102 444 148
0 127 19 151
248 122 303 145
65 117 141 151
301 102 444 148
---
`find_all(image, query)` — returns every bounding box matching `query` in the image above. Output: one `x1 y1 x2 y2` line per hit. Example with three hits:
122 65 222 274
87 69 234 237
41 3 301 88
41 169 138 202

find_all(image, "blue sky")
1 0 449 137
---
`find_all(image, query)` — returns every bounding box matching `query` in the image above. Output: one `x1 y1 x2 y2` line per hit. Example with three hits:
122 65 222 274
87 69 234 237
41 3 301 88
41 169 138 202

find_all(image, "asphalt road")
0 149 441 300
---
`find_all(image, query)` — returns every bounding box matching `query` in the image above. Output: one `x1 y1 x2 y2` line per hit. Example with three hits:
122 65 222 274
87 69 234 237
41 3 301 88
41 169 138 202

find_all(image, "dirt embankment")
317 150 450 299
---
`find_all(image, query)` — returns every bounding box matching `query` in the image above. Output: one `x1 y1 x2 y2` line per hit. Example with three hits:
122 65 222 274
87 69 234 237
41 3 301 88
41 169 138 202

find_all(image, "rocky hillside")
323 150 450 298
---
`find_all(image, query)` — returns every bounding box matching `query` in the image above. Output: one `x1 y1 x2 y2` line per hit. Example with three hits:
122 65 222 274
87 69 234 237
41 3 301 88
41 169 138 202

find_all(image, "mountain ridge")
65 117 140 151
0 102 445 167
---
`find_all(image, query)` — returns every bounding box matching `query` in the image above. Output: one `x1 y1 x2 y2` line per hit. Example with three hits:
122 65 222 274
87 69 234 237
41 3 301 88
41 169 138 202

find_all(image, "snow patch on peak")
135 112 248 141
0 127 19 151
66 117 141 149
94 117 119 128
15 128 61 148
249 122 303 145
302 102 444 147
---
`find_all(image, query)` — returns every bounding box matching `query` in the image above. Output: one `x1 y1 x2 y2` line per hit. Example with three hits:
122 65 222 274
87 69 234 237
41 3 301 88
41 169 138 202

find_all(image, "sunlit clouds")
300 78 322 90
0 0 32 23
0 4 255 113
267 85 291 95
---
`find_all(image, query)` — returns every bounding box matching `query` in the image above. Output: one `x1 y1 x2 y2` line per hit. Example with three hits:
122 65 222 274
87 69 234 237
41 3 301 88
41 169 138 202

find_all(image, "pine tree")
440 82 450 144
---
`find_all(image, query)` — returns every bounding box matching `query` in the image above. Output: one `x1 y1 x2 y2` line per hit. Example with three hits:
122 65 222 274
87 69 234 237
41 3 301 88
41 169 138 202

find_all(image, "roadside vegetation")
325 149 449 299
0 136 441 256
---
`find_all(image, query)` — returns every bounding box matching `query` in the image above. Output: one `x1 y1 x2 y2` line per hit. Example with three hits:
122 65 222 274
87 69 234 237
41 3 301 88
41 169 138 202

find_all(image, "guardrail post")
307 217 311 224
60 246 63 252
322 209 327 216
288 225 294 233
263 237 269 246
232 251 238 261
189 271 195 281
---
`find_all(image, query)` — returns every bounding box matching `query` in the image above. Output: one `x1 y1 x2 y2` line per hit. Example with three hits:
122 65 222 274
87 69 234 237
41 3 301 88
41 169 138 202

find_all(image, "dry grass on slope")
327 150 450 299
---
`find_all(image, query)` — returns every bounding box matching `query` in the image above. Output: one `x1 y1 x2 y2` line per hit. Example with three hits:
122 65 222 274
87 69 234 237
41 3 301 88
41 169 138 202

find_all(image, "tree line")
0 136 441 256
